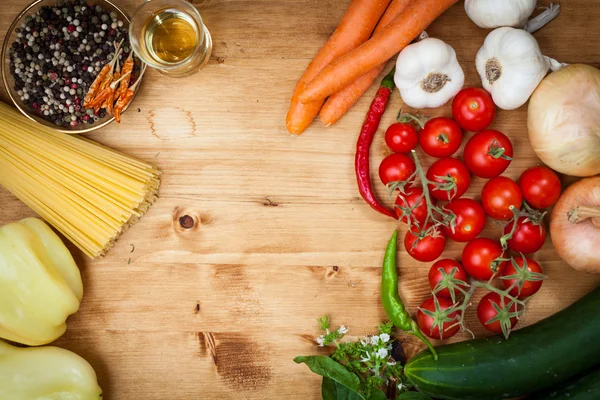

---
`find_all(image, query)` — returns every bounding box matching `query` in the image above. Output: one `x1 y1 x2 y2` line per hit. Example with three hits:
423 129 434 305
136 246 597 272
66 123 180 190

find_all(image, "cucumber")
528 365 600 400
404 287 600 400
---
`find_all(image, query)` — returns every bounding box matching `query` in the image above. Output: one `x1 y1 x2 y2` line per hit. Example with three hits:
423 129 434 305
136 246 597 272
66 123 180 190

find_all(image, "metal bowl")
1 0 144 134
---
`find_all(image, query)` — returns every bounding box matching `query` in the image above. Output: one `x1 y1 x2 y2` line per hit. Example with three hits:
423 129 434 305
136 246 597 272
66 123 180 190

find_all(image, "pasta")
0 102 160 258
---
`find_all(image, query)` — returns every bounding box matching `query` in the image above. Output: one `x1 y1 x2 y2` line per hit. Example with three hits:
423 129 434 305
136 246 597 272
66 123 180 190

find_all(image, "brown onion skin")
550 177 600 274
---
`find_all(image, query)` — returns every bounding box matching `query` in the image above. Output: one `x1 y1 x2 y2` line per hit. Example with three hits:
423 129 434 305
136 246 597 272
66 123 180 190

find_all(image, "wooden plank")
1 0 600 399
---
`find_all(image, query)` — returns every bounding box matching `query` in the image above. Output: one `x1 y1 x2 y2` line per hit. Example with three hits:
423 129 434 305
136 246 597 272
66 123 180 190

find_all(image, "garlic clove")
394 38 465 109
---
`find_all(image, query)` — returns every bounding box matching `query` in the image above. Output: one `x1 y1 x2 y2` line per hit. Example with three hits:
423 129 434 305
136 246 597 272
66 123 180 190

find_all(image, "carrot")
286 0 392 135
319 0 414 126
299 0 459 104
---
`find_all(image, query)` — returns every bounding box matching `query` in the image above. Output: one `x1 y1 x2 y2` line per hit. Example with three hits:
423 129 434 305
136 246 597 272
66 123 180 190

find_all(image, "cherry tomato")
404 227 446 262
452 88 496 132
395 187 429 225
477 292 518 335
419 117 463 158
463 130 513 178
379 153 416 186
461 238 506 281
519 166 561 209
428 259 469 299
481 177 523 220
501 256 544 299
442 198 486 242
385 123 419 153
426 158 471 201
417 296 461 340
503 216 546 254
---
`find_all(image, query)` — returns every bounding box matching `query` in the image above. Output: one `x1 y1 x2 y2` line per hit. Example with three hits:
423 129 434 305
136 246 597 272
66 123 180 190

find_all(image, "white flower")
360 337 369 346
315 336 325 347
387 360 397 366
379 333 390 343
337 325 349 335
376 348 389 359
397 382 404 391
370 335 380 345
360 352 371 363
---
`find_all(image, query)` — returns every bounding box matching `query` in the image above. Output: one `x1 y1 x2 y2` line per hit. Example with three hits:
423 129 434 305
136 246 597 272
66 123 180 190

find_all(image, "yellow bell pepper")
0 340 102 399
0 217 83 346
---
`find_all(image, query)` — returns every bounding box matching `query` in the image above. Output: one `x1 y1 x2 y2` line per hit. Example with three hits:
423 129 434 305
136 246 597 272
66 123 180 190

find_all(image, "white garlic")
475 27 565 110
465 0 536 29
394 38 464 109
465 1 561 33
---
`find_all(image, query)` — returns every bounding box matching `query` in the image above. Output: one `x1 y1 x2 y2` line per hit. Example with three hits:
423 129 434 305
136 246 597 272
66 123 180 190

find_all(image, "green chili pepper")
381 230 439 361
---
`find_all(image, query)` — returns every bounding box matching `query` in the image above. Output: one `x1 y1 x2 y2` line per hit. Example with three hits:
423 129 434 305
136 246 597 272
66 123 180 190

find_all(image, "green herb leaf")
367 389 388 400
322 377 364 400
396 392 433 400
295 356 362 394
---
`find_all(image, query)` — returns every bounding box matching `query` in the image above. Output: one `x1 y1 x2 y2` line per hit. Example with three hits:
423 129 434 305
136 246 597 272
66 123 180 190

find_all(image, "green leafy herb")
296 317 414 399
395 392 432 400
294 356 361 393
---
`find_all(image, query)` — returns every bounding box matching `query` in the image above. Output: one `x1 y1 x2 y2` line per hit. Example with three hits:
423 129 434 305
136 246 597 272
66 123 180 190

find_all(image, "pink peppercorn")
71 83 77 89
67 25 76 32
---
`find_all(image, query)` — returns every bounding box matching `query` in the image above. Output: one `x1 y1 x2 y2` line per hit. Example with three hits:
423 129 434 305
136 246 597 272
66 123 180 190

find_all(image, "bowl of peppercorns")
1 0 145 134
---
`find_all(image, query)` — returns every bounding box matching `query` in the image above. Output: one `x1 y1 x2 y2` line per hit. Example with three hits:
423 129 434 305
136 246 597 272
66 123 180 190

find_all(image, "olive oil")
144 9 198 64
129 0 212 77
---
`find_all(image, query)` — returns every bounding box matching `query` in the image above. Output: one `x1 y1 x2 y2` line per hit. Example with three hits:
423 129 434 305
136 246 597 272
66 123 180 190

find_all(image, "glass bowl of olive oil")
129 0 212 78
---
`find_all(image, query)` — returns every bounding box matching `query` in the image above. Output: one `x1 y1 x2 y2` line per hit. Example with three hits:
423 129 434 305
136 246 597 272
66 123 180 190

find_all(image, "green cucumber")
528 365 600 400
404 287 600 400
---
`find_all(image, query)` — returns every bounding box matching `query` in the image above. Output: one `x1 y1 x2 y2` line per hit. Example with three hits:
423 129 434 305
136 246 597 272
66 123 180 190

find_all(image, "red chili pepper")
355 67 397 219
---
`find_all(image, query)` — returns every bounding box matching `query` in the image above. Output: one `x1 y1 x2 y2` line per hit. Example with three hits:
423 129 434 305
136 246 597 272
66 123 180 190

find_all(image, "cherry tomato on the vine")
426 158 471 201
428 259 469 299
419 117 463 158
443 198 486 242
385 123 419 153
417 296 461 340
503 216 546 254
395 187 429 226
519 166 561 209
452 88 496 132
461 238 506 281
481 177 523 220
379 153 416 186
501 256 544 299
463 130 513 178
477 292 519 335
404 227 446 262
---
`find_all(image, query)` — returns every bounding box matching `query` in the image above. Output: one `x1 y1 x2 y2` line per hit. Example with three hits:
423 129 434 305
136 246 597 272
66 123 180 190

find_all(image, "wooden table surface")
2 0 600 399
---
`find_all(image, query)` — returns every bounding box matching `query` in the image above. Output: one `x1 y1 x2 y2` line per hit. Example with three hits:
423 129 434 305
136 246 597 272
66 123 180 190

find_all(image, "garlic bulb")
394 38 464 109
476 27 564 110
465 0 536 29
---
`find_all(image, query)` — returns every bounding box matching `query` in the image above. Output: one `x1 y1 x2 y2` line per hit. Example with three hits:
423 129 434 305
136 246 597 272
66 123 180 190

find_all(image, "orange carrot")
299 0 459 104
320 0 414 126
286 0 392 135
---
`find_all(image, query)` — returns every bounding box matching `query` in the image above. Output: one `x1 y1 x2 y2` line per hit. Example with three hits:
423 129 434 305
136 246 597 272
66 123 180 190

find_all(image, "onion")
528 64 600 177
550 177 600 274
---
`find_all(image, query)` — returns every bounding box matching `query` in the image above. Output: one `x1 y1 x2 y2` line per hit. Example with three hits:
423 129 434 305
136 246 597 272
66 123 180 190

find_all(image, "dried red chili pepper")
355 67 397 219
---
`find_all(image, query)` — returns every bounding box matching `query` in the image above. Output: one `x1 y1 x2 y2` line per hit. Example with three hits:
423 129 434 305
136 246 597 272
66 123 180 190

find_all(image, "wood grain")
2 1 600 399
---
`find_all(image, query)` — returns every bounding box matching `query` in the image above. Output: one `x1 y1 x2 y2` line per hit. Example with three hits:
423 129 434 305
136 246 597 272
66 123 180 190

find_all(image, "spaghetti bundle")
0 102 160 258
